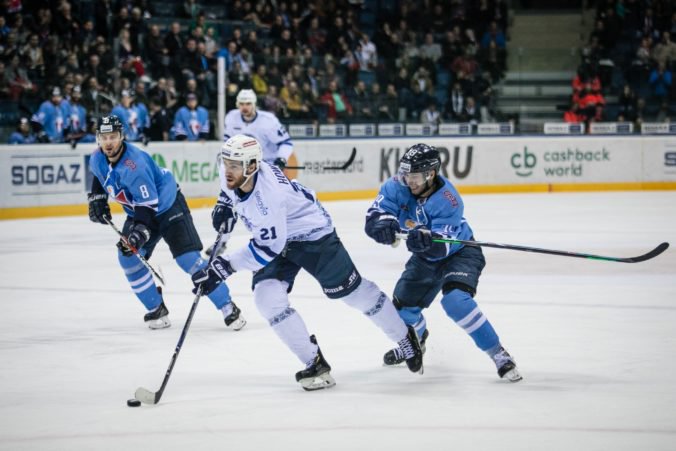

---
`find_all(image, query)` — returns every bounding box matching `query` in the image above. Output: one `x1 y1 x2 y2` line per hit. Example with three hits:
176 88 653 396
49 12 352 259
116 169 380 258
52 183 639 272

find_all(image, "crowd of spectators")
565 0 676 127
1 0 510 143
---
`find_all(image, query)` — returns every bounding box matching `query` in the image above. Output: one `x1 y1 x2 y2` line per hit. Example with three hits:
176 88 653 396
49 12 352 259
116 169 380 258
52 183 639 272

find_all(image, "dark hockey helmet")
397 143 441 187
96 115 124 135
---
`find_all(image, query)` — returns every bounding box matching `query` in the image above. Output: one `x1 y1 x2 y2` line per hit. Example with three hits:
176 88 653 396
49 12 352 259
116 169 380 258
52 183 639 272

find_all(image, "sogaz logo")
511 147 536 177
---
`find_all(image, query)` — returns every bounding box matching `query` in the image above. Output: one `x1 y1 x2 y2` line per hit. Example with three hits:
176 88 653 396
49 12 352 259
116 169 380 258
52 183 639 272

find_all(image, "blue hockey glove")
87 193 111 224
191 257 235 295
365 213 401 245
126 223 151 251
273 157 287 170
211 201 237 233
406 227 436 253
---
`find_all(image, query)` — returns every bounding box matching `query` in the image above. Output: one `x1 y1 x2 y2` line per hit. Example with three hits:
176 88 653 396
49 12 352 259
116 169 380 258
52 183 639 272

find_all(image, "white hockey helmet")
220 134 262 182
236 89 257 106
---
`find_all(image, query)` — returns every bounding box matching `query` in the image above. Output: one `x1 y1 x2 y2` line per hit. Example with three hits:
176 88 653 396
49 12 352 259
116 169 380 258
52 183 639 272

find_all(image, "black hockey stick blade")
394 233 669 263
286 147 357 170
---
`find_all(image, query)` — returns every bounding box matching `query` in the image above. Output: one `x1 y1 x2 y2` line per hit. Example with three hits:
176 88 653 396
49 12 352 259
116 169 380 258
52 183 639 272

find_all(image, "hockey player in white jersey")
192 135 424 391
223 89 292 169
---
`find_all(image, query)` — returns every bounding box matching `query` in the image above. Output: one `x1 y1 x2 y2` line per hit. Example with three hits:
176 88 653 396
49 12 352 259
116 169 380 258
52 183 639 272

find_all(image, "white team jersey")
223 110 293 162
220 162 333 272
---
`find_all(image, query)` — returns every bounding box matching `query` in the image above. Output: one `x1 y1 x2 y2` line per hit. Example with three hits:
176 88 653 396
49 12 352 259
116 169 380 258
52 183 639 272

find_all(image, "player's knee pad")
175 251 205 275
440 287 477 322
253 279 291 320
339 278 384 313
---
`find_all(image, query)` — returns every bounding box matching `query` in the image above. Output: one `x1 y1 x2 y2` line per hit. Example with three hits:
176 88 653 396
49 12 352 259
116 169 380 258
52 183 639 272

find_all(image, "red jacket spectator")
319 80 352 122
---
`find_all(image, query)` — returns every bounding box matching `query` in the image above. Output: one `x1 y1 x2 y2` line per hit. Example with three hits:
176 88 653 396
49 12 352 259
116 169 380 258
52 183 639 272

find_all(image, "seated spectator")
4 53 37 101
564 103 586 123
349 80 373 119
652 31 676 68
617 84 638 122
251 64 269 96
173 93 209 141
377 83 400 121
263 85 285 116
420 101 441 132
649 62 672 102
319 80 352 123
461 96 481 125
480 21 507 49
445 82 466 122
280 80 310 119
8 117 37 144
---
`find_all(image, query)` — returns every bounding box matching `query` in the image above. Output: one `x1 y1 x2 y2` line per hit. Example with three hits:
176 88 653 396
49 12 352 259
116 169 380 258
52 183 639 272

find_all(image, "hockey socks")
441 289 499 351
119 253 162 311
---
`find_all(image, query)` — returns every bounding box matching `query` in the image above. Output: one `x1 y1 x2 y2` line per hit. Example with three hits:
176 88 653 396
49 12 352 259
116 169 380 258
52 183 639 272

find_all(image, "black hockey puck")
127 398 141 407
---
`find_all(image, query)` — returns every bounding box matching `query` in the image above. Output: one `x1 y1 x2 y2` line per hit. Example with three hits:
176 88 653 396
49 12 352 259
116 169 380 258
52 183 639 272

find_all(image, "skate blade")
502 368 523 382
227 317 247 331
147 317 171 329
299 372 336 391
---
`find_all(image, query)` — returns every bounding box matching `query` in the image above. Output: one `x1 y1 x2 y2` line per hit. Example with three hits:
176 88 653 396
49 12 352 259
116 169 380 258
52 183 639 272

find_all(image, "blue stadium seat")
358 70 376 85
437 71 451 89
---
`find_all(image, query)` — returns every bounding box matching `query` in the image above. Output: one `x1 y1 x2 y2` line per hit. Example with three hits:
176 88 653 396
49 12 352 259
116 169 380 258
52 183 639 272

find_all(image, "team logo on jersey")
124 159 137 170
107 186 131 206
443 190 458 208
254 191 269 215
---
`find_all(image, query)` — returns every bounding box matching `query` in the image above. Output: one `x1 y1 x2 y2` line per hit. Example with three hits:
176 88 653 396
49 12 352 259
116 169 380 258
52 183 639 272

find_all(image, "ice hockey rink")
0 191 674 451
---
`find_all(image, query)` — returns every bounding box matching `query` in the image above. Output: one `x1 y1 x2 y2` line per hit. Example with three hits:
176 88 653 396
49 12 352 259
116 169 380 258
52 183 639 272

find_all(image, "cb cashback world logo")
511 146 610 177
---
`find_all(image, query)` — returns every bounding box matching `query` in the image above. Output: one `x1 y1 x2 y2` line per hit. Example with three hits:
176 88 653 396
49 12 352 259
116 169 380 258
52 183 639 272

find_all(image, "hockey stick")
134 227 226 405
394 233 669 263
285 147 357 170
105 217 165 285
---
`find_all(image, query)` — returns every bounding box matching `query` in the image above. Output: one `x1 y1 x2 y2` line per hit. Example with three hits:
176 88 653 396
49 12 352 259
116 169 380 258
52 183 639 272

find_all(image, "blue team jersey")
369 176 474 258
8 132 36 144
31 100 68 142
111 104 148 141
89 141 178 217
173 106 210 140
67 103 88 133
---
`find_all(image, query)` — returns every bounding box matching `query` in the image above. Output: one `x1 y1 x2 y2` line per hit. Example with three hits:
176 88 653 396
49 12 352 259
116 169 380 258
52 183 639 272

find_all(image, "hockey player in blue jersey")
191 135 423 391
31 86 68 143
365 143 522 382
173 93 210 141
87 115 246 331
111 90 148 142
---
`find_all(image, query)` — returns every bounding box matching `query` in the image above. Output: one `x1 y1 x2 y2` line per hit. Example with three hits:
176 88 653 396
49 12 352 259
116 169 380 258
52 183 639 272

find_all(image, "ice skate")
222 301 246 331
491 346 522 382
384 329 429 366
144 301 170 329
295 335 336 391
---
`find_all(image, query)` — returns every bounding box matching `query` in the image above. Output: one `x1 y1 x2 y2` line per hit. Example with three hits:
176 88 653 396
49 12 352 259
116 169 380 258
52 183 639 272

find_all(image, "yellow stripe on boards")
2 182 676 220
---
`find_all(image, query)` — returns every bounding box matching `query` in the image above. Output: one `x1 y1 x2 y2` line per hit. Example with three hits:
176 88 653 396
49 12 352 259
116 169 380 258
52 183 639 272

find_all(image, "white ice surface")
0 191 675 451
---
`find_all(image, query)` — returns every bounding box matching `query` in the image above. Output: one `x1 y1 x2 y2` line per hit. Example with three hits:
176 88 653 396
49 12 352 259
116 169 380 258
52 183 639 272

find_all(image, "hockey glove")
191 257 235 295
273 157 287 170
126 223 151 251
406 227 447 259
87 193 111 224
211 201 237 233
365 213 401 245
